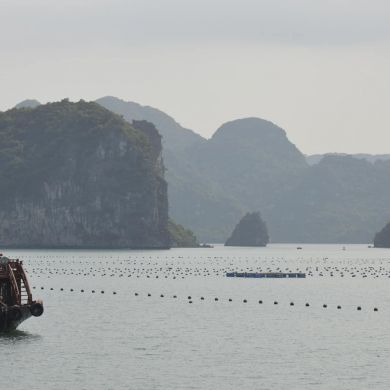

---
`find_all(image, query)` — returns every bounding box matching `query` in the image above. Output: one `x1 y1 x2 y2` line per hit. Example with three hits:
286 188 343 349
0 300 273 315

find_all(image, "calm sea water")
1 244 390 390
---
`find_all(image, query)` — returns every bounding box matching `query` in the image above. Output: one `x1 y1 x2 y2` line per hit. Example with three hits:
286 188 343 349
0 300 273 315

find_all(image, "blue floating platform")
226 272 306 278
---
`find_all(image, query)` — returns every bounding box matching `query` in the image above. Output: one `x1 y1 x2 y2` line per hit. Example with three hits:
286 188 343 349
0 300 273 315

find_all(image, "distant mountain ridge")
181 118 308 241
13 97 390 243
93 96 390 243
95 97 242 241
96 96 205 152
94 97 311 241
274 155 390 242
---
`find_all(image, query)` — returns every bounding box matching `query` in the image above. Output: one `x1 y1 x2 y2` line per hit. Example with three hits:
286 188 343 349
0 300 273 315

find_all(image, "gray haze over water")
1 0 390 153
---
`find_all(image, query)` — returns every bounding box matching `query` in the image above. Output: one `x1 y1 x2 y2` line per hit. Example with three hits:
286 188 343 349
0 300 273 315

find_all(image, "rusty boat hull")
0 305 32 332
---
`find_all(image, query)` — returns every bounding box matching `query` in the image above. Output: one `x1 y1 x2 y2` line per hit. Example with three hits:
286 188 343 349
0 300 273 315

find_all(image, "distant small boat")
296 246 302 250
342 246 346 251
0 255 43 332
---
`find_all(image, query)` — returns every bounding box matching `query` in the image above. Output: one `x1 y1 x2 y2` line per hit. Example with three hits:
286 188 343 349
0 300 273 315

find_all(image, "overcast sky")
1 0 389 154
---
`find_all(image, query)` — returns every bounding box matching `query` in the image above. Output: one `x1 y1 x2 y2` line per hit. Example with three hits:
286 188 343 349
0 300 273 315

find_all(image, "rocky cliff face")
0 100 170 248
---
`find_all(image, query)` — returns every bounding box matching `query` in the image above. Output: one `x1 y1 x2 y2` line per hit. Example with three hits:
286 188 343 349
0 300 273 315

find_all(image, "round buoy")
337 305 341 309
274 301 278 305
243 299 247 303
290 302 294 306
30 302 44 317
259 300 263 304
323 304 327 308
214 298 218 301
374 307 378 312
357 306 362 311
228 298 232 302
305 303 309 307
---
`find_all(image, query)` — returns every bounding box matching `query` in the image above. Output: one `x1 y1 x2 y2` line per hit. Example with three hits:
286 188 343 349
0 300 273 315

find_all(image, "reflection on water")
0 329 41 343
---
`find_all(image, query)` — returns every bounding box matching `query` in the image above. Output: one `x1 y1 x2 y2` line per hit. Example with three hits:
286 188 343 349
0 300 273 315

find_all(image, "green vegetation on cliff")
225 212 269 247
168 220 199 247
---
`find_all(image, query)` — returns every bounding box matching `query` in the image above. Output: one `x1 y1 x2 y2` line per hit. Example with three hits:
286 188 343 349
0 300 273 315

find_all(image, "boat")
0 254 43 332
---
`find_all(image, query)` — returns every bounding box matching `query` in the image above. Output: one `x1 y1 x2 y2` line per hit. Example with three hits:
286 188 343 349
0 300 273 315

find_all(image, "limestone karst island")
0 100 194 249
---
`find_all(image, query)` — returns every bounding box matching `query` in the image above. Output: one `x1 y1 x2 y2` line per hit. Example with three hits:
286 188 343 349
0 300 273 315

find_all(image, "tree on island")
374 222 390 248
168 220 199 247
225 212 269 247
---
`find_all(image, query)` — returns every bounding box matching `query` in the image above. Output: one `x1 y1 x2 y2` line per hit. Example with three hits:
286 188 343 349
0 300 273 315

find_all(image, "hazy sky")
1 0 389 154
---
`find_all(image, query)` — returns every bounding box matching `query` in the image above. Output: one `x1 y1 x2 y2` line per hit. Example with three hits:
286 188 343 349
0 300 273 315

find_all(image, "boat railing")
13 261 33 304
7 263 21 305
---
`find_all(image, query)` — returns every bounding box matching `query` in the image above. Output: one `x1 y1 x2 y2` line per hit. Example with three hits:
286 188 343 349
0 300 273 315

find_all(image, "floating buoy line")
15 253 390 280
32 285 380 312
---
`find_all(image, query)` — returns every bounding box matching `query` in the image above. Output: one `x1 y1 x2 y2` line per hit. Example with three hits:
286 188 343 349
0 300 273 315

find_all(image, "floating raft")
226 272 306 278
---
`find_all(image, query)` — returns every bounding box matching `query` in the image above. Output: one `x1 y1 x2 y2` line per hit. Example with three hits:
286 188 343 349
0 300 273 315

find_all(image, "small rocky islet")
374 222 390 248
225 212 269 247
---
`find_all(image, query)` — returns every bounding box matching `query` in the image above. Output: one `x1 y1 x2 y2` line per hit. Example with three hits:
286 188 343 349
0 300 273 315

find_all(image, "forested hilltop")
0 100 171 248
